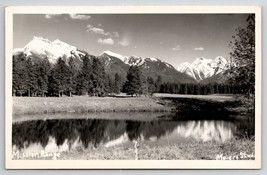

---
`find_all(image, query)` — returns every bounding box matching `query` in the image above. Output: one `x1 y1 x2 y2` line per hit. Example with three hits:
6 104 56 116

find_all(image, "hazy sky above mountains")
13 14 248 66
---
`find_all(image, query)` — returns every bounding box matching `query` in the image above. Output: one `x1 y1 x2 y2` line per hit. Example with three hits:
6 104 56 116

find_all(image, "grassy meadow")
13 95 173 116
13 93 240 116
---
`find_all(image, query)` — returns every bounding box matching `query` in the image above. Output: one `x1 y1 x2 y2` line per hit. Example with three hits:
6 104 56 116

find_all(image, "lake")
12 112 255 160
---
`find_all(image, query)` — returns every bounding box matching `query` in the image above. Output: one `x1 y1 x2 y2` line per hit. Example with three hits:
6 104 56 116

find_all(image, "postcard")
5 5 261 169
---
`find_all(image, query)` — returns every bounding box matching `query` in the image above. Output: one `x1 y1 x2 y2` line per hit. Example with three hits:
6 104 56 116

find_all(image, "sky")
13 14 249 67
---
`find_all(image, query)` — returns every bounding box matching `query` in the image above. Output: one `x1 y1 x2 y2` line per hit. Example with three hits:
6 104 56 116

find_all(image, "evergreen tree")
76 54 92 95
105 75 115 96
141 76 148 96
26 58 38 97
66 57 77 96
12 55 19 96
91 57 106 96
184 83 188 94
155 75 162 93
36 57 51 97
123 66 142 96
114 73 123 94
229 14 255 96
147 77 156 96
49 58 70 97
12 53 28 96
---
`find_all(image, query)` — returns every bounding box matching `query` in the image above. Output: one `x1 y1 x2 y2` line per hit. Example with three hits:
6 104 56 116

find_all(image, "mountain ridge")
14 36 86 64
177 56 229 81
13 37 227 84
98 50 195 83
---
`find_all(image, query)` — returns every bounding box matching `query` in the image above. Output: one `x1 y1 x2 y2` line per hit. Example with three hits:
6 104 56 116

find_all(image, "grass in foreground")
13 96 172 115
17 137 254 160
59 138 254 160
13 94 238 116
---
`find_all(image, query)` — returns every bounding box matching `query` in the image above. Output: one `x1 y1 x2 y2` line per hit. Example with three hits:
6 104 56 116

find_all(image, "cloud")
98 38 114 45
118 38 130 46
172 45 181 51
86 24 119 38
194 47 204 51
87 25 105 34
45 14 90 20
69 14 91 20
45 14 62 19
111 32 119 38
119 41 129 46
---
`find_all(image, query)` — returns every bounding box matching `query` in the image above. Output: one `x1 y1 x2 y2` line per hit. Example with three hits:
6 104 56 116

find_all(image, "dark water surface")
12 112 255 155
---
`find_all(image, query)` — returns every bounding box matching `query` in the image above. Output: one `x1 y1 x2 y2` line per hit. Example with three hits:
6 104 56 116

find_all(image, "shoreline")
12 111 170 123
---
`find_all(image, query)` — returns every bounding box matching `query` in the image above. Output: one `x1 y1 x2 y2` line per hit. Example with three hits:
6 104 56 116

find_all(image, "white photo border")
5 5 262 169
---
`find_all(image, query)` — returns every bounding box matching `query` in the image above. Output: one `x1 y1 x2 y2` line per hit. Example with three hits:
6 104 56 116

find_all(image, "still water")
12 112 254 155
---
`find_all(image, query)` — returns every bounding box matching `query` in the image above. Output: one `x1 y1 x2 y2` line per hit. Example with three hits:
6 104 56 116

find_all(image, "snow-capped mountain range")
99 50 194 83
177 56 229 81
13 37 229 82
13 37 86 64
100 50 166 67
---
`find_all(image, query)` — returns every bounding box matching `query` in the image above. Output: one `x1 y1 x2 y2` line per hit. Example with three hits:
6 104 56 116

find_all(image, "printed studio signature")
216 152 255 160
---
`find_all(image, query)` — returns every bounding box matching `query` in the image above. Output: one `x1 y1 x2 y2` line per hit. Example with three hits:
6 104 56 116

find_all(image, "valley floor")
12 93 255 122
12 93 237 116
12 94 172 116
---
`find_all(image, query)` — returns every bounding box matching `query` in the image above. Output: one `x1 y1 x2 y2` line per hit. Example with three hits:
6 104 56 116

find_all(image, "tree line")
123 71 245 96
12 53 124 97
159 82 244 95
12 53 248 98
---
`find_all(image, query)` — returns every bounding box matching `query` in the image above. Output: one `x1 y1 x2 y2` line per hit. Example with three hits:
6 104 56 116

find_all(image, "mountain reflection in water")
12 116 254 154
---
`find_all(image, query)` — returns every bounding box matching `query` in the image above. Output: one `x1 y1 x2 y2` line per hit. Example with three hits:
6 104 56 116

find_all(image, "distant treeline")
12 53 245 97
159 82 244 95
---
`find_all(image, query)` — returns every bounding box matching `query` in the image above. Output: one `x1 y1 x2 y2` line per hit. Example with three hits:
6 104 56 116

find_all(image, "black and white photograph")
5 6 261 169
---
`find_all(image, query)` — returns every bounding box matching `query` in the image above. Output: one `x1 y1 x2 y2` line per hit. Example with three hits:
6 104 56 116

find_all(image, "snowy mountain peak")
125 56 145 66
193 57 213 65
148 57 158 62
12 48 24 55
100 50 127 62
100 51 147 66
13 36 85 64
32 36 50 43
177 56 229 81
214 56 228 65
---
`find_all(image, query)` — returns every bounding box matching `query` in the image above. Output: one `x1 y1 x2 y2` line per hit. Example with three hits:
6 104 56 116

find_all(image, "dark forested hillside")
13 51 247 97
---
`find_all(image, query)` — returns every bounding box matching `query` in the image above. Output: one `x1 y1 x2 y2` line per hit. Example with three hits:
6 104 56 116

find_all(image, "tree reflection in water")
12 117 254 152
